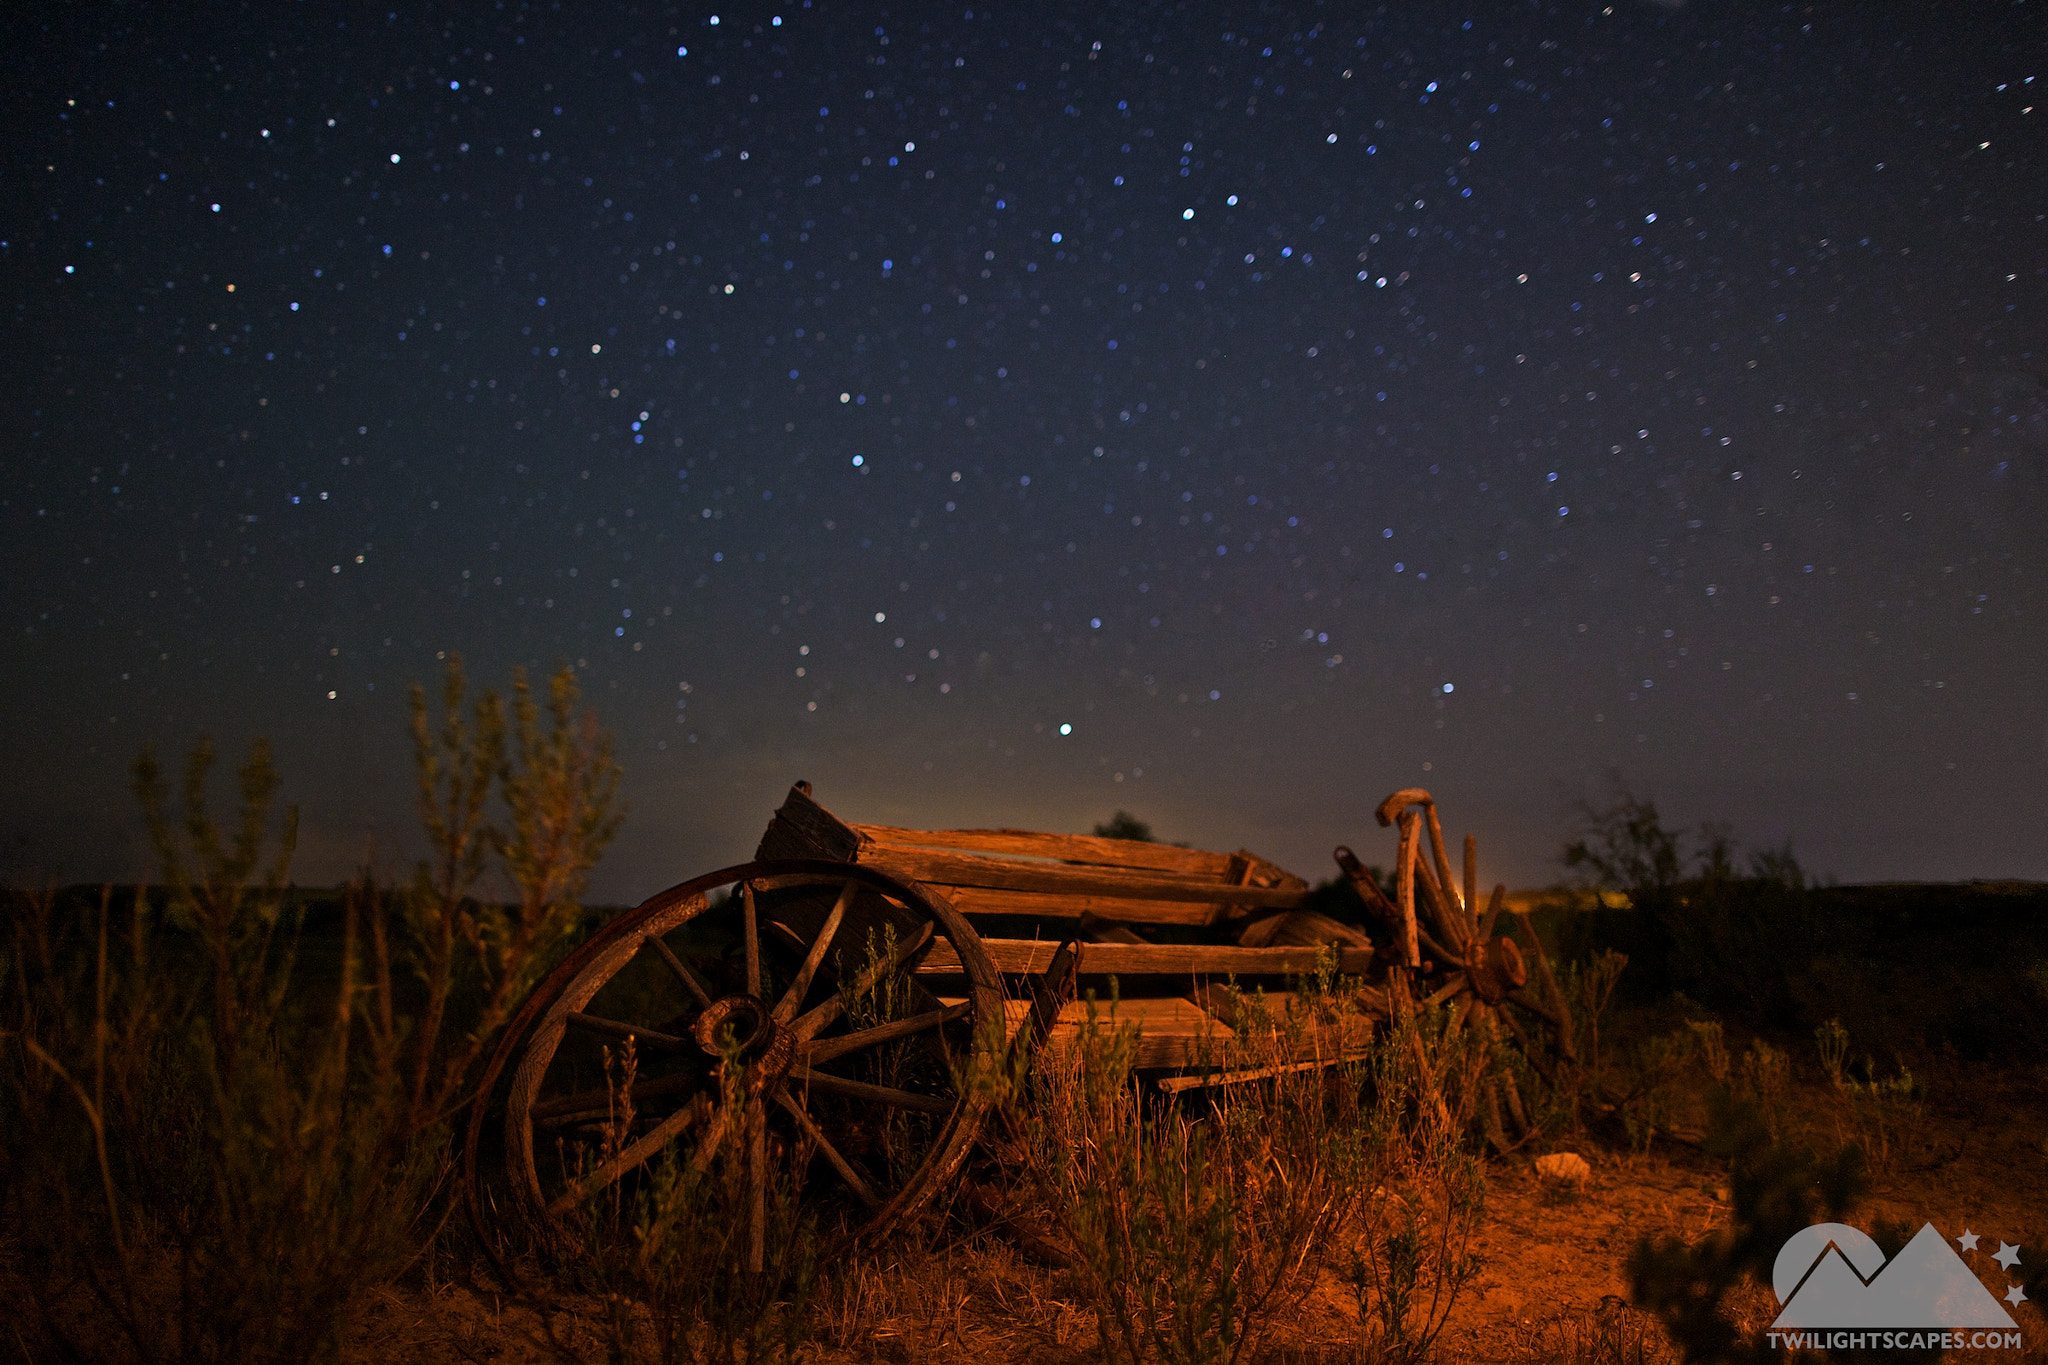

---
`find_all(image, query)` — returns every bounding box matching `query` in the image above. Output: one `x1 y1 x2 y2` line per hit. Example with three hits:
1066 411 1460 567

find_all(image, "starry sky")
6 1 2045 899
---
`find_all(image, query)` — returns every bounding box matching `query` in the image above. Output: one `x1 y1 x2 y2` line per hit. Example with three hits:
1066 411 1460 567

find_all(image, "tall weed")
0 745 428 1365
575 1042 820 1365
0 658 627 1362
1343 997 1489 1365
1006 972 1489 1365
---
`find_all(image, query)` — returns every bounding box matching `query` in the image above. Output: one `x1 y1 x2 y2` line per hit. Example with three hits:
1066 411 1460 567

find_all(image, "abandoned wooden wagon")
464 780 1569 1265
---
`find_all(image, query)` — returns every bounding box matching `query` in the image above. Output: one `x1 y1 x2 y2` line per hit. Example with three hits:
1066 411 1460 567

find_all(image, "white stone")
1535 1152 1592 1187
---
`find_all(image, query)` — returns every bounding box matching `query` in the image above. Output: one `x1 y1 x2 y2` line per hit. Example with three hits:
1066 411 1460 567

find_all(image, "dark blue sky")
5 1 2043 897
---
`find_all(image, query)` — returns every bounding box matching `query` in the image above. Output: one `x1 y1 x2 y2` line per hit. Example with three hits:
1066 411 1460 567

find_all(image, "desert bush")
1001 967 1492 1365
0 744 428 1365
1811 1018 1849 1091
1807 1019 1924 1174
388 658 624 1142
1003 989 1356 1365
0 659 627 1363
1092 810 1158 843
1554 781 1818 1023
1341 994 1491 1365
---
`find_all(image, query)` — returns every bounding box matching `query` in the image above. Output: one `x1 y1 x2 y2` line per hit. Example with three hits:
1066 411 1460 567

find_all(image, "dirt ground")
341 1063 2048 1363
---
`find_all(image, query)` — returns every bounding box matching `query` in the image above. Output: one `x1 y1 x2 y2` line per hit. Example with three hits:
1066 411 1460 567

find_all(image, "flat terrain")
338 1062 2048 1363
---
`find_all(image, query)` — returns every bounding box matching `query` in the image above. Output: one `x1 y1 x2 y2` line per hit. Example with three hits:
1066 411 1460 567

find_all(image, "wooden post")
1395 810 1423 969
1423 802 1464 919
1478 883 1506 945
1463 835 1479 938
1510 907 1576 1061
1411 850 1469 958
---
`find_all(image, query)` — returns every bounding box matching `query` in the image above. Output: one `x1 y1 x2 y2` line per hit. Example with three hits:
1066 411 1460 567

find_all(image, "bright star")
1994 1242 2022 1271
1958 1230 1981 1252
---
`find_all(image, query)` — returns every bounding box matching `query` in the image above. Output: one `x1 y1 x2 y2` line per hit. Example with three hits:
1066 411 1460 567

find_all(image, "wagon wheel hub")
693 994 773 1059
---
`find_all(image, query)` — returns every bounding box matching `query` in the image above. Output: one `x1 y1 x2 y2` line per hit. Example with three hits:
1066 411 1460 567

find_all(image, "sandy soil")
334 1064 2046 1363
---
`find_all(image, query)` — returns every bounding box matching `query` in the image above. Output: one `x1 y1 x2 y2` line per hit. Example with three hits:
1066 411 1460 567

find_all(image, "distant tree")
1561 782 1684 902
1092 810 1155 843
1564 778 1805 904
1747 840 1805 889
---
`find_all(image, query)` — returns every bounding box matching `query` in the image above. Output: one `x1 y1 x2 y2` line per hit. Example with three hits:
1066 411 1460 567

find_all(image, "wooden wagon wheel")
466 859 1005 1265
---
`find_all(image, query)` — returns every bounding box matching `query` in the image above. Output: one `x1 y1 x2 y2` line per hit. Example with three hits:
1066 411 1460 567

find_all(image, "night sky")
6 1 2044 899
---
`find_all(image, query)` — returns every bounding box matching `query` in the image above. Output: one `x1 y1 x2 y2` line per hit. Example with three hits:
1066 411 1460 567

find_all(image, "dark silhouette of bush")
1628 1089 1884 1364
1548 783 2048 1060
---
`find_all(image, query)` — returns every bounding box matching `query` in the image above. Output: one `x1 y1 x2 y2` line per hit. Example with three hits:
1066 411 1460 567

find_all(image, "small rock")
1534 1151 1592 1187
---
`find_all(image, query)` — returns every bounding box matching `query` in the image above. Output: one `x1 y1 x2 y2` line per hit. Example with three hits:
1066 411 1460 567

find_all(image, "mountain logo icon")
1771 1223 2020 1331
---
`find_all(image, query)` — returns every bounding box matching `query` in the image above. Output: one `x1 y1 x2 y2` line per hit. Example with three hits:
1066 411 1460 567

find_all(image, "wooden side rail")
916 937 1378 979
754 782 1312 929
852 822 1234 878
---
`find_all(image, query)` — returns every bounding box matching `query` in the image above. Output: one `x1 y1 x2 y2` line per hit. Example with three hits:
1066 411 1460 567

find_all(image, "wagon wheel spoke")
687 1097 736 1176
772 879 856 1027
532 1071 705 1125
792 920 936 1043
645 931 714 1009
773 1086 880 1209
746 1095 767 1274
788 1064 956 1115
743 881 762 997
804 1002 971 1067
565 1011 689 1052
546 1094 712 1219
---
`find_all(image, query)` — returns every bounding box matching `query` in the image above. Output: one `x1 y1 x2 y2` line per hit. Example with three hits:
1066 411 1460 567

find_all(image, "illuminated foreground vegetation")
4 668 2045 1363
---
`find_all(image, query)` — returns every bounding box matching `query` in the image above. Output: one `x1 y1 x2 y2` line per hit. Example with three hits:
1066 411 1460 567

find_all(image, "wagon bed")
756 781 1378 1069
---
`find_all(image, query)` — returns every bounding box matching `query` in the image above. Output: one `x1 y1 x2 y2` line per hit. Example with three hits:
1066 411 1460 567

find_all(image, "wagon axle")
692 994 774 1060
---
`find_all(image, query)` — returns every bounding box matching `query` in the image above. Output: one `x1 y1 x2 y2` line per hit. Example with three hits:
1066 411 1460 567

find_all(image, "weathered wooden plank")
943 996 1378 1071
1034 999 1375 1071
930 885 1233 926
917 938 1378 978
851 823 1233 877
753 782 863 862
1155 1051 1376 1094
857 848 1307 907
1235 909 1374 950
1054 995 1235 1030
1226 850 1312 894
1036 996 1234 1069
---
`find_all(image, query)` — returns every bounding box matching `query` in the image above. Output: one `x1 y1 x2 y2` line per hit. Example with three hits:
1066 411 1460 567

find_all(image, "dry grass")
1499 1299 1681 1365
0 662 622 1365
9 689 2044 1363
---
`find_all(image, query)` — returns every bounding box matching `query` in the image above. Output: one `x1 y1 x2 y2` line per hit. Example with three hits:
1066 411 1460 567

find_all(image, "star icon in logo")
1957 1229 1981 1252
2008 1285 2029 1308
1995 1242 2023 1272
